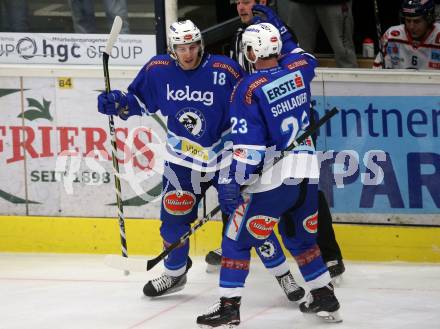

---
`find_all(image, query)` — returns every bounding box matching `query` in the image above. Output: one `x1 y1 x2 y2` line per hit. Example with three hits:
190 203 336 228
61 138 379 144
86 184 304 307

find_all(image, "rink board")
0 65 439 225
1 215 440 263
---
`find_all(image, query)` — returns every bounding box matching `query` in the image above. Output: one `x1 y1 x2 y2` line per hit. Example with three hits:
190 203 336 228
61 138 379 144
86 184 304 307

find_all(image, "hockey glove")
218 179 244 216
251 4 298 54
97 90 130 120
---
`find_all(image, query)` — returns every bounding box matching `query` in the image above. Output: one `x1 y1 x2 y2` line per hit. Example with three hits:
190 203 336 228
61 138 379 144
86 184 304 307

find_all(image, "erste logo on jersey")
246 215 278 239
163 190 196 215
430 49 440 68
166 84 213 106
176 107 206 138
431 49 440 61
262 72 305 104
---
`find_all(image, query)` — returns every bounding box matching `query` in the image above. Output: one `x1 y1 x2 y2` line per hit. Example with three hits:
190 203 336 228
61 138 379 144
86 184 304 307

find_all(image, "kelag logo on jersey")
176 107 206 138
261 72 305 104
166 84 213 106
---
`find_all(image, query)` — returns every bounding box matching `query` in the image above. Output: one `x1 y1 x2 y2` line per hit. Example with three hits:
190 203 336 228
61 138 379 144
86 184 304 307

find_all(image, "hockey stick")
102 16 129 275
105 107 339 272
373 0 386 68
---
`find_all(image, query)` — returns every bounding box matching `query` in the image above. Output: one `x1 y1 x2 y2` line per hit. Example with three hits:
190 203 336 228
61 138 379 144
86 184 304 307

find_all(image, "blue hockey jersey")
125 53 244 172
229 51 319 192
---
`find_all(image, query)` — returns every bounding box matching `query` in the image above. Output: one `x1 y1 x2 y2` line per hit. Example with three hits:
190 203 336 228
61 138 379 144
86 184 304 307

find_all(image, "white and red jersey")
373 22 440 69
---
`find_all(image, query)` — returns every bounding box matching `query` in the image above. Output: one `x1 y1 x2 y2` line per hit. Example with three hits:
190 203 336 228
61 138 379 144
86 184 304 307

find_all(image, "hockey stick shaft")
146 107 339 271
102 17 129 272
373 0 385 68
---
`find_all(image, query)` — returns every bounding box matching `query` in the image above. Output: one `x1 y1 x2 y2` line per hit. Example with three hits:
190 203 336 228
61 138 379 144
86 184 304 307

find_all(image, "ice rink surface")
1 253 440 329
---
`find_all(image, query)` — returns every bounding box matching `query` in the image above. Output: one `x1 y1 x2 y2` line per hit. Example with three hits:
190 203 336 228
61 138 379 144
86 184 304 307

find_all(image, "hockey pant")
220 180 331 296
159 162 287 276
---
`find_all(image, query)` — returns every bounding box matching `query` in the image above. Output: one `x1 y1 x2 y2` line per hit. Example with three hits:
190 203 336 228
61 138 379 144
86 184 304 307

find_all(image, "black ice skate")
276 271 305 302
326 259 345 285
197 296 241 328
205 248 222 273
299 284 342 323
143 257 192 297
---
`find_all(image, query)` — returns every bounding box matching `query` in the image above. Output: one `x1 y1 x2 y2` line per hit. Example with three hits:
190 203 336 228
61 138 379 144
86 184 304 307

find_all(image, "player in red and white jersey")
374 0 440 69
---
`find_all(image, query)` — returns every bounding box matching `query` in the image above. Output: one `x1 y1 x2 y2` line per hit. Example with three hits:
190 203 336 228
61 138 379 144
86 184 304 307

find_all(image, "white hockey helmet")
242 22 282 64
168 20 204 60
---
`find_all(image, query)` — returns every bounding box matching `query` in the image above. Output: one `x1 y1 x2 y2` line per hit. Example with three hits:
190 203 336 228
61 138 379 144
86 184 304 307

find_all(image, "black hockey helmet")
401 0 436 24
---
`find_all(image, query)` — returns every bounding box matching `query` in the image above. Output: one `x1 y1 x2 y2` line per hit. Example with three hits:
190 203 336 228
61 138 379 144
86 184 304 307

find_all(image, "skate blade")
146 283 186 298
205 264 220 273
316 310 343 323
198 321 240 328
331 275 343 286
302 310 342 324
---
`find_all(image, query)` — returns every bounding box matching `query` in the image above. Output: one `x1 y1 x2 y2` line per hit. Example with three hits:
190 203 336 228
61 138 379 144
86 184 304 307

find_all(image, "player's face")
236 0 266 25
404 16 430 40
174 42 201 70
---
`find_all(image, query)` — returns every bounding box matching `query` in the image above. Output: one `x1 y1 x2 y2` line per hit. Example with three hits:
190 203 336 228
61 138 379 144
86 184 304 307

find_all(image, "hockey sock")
163 239 190 276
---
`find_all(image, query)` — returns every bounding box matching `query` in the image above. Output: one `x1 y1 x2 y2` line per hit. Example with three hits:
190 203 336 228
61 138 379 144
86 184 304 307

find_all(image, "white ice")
1 253 440 329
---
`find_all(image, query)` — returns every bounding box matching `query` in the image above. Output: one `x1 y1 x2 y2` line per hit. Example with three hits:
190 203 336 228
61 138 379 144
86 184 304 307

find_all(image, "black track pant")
316 190 343 263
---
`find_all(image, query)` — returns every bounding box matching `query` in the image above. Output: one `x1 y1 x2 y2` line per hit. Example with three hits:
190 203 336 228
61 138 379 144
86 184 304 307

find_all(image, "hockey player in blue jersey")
206 0 346 286
98 20 243 297
97 20 303 301
197 23 342 327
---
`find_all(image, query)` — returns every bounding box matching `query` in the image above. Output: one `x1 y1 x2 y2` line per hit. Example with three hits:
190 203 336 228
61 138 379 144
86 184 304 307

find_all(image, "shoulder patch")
245 77 268 105
390 30 400 37
212 62 241 79
230 78 244 103
146 60 171 71
287 59 308 70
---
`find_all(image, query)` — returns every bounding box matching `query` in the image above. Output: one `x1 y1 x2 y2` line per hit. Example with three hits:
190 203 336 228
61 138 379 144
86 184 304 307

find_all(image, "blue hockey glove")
218 179 244 216
97 90 130 120
251 4 298 53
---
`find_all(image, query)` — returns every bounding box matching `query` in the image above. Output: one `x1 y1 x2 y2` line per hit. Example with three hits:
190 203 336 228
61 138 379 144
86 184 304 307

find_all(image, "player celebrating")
97 20 304 301
374 0 440 69
197 23 342 327
98 20 243 297
206 0 346 285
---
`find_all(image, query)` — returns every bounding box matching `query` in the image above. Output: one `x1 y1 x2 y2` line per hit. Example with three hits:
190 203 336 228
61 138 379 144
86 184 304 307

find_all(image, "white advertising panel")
0 74 167 218
0 33 155 66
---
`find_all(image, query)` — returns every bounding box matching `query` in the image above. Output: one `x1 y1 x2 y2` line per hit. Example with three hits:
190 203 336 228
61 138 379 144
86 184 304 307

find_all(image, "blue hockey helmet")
401 0 435 24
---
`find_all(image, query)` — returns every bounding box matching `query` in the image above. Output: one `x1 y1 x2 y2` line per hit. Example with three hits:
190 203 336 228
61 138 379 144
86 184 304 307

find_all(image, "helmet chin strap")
244 47 258 64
